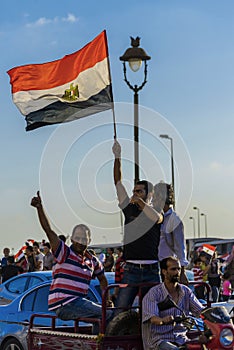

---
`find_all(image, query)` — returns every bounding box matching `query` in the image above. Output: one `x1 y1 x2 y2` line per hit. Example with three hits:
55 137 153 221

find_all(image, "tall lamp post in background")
193 206 200 238
120 37 151 184
189 216 196 240
201 213 208 238
159 134 175 208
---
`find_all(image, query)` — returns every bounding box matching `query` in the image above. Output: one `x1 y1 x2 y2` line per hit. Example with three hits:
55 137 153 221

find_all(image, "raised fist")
112 140 121 158
31 191 42 208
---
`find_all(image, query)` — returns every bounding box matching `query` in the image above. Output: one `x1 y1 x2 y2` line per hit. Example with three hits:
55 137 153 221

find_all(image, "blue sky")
1 0 234 253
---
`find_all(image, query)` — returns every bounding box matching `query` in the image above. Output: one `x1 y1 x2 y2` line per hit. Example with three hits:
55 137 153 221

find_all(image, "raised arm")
112 140 122 185
112 140 128 204
31 191 60 251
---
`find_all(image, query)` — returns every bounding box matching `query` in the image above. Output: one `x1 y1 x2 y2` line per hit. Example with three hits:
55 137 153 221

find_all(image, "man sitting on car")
31 191 113 333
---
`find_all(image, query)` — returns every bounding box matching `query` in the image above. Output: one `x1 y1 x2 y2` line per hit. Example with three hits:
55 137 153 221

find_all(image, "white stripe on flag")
12 58 110 116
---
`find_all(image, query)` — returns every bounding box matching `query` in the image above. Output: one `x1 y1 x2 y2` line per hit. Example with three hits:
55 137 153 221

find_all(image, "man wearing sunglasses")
112 140 163 311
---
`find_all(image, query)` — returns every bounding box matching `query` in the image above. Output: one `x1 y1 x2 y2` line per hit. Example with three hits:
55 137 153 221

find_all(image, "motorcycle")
158 296 234 349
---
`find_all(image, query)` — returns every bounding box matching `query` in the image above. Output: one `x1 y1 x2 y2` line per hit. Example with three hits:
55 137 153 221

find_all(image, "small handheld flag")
202 243 216 256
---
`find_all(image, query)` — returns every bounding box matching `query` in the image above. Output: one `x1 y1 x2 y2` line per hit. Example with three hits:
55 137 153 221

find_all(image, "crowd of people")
1 240 233 304
0 140 233 349
0 240 55 282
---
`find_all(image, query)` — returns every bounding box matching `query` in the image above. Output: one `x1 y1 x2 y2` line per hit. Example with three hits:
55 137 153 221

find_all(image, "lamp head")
159 134 169 139
120 36 151 72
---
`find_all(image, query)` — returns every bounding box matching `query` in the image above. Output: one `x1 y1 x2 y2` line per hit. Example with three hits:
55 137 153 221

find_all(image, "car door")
19 284 74 327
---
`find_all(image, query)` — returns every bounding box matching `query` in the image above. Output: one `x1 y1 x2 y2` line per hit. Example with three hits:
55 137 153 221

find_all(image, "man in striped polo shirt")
31 191 113 332
142 256 204 349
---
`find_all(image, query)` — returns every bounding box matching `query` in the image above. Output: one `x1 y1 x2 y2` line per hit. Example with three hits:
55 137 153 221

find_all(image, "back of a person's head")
26 246 33 253
194 257 202 265
154 182 175 206
223 271 231 280
7 255 15 264
58 234 66 242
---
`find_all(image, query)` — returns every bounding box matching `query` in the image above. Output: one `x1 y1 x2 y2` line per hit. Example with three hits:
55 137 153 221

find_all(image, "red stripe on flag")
8 31 108 93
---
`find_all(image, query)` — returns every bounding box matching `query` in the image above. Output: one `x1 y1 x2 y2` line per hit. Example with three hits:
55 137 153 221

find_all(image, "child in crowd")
221 271 233 301
192 257 205 300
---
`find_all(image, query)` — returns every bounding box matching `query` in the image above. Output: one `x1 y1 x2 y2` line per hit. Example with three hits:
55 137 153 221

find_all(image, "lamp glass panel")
129 59 142 72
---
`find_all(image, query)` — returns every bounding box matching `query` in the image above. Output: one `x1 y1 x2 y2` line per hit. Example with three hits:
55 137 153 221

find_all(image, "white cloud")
26 14 78 28
62 14 78 23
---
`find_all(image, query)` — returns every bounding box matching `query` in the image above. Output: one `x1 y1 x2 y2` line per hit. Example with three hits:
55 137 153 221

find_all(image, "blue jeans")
116 262 160 309
56 297 113 334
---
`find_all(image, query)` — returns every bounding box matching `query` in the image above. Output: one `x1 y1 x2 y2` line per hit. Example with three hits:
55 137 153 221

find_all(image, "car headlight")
219 328 234 346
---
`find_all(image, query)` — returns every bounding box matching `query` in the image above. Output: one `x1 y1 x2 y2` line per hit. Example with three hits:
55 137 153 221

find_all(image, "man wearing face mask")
31 191 113 331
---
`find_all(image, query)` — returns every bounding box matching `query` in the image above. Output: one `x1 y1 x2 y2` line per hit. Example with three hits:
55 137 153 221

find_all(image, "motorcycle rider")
142 256 204 349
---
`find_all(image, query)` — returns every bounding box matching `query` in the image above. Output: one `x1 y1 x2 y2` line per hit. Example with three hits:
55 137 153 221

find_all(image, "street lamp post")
193 206 200 238
189 216 196 239
159 134 175 207
201 213 208 238
120 37 151 184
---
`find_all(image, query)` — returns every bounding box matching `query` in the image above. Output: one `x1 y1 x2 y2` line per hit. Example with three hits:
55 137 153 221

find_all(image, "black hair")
59 235 66 242
136 180 153 196
7 256 15 264
26 246 33 252
223 271 231 280
43 242 51 249
33 241 39 248
160 256 179 281
194 257 202 264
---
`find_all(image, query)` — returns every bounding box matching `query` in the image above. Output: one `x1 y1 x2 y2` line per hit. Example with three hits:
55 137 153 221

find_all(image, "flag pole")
104 30 117 140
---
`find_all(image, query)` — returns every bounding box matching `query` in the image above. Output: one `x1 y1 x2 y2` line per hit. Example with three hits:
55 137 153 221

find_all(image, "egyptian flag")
7 31 113 131
14 239 35 262
202 243 216 256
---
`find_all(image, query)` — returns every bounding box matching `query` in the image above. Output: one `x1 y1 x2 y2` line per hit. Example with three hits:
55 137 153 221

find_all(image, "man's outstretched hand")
31 191 42 208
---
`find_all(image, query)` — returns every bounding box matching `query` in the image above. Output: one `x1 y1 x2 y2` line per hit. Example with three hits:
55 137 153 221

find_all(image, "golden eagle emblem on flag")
62 83 79 101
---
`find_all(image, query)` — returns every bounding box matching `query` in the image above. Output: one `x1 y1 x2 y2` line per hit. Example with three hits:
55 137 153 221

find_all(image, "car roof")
0 270 52 286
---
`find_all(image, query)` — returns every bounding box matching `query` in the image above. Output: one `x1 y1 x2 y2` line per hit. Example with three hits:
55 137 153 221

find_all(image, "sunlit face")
43 246 49 254
71 227 91 255
33 246 39 253
132 184 147 201
163 260 181 283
